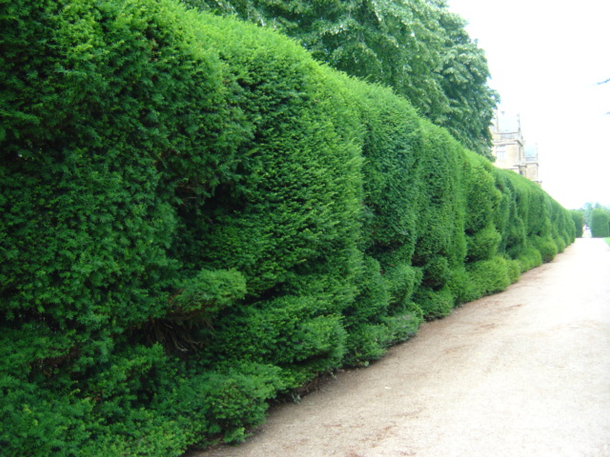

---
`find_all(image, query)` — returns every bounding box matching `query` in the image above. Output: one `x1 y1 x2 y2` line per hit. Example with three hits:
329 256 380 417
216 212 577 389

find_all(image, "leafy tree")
181 0 499 158
582 202 596 228
582 202 610 228
434 4 498 157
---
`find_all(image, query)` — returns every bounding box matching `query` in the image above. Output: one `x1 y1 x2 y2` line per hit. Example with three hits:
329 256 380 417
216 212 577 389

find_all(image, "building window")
495 145 506 160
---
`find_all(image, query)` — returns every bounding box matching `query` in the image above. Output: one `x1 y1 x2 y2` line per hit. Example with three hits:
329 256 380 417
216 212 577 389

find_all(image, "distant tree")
582 202 594 227
597 79 609 114
582 202 610 228
434 4 499 157
182 0 499 159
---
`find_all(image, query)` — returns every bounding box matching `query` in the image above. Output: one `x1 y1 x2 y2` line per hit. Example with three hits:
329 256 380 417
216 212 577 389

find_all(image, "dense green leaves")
183 0 499 158
1 0 573 454
590 208 610 237
569 210 584 238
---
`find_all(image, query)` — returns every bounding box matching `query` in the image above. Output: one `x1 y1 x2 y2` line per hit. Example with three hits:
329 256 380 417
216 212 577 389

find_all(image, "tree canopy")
182 0 499 159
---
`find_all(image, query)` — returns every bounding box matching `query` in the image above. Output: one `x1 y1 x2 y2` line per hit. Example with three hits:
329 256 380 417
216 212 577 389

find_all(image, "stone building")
491 110 541 184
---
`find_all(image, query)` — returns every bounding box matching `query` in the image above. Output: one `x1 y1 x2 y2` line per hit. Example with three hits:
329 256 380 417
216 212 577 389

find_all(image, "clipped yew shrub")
2 0 363 452
590 208 610 238
570 210 584 238
341 81 424 363
1 0 575 454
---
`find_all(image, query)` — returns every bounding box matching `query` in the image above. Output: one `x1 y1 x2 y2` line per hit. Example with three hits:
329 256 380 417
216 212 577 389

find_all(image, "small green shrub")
506 259 521 284
466 223 502 262
467 256 511 298
516 247 543 272
531 236 559 263
415 286 454 320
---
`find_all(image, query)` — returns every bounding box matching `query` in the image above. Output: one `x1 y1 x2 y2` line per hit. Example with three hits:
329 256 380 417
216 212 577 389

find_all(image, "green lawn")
604 238 610 247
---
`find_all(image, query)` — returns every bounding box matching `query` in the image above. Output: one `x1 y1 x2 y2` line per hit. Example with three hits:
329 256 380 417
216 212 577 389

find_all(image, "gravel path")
194 238 610 457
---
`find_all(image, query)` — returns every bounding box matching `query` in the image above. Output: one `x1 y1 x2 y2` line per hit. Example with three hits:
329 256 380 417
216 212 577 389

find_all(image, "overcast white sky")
447 0 610 209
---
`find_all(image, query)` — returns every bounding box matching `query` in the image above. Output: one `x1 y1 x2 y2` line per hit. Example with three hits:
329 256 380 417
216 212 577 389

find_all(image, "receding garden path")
195 238 610 457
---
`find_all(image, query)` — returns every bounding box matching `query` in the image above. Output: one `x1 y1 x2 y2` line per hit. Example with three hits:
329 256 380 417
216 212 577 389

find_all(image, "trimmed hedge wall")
0 0 575 455
570 210 584 238
590 208 610 238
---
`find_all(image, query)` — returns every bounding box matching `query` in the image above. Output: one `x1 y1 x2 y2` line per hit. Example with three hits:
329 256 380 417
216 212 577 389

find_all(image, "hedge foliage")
182 0 500 158
590 208 610 238
570 210 584 238
0 0 575 454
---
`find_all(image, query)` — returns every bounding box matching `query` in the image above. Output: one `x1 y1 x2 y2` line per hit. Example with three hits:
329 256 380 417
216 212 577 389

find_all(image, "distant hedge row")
590 208 610 237
570 210 584 238
0 0 575 455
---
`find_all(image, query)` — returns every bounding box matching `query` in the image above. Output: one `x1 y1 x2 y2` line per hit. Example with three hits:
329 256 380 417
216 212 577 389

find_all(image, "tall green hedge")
570 210 584 238
0 0 575 455
590 208 610 238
